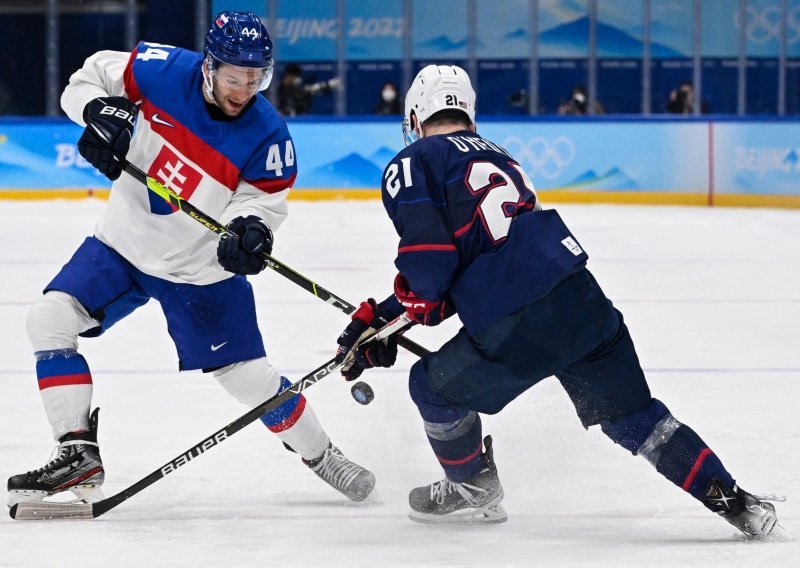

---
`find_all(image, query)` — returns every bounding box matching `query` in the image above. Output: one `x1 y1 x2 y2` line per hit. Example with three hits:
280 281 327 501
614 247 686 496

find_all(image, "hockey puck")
350 381 375 405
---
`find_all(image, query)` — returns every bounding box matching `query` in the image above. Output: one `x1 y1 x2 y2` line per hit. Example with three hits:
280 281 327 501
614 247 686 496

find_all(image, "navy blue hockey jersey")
381 130 589 335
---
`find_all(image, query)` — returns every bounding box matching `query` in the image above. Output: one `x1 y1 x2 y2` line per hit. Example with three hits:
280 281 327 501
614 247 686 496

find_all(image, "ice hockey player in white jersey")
8 11 375 507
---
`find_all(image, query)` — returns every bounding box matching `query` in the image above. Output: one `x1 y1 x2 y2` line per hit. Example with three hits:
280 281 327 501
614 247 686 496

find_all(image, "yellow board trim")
0 189 111 200
1 188 800 209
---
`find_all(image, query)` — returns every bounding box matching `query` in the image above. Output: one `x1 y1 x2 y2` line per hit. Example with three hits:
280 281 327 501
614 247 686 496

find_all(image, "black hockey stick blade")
9 315 413 521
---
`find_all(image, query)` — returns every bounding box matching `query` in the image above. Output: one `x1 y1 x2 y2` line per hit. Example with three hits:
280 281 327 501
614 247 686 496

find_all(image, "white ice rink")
0 199 798 567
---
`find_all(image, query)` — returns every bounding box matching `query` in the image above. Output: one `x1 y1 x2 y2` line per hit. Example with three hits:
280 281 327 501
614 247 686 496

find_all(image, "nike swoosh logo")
151 113 174 127
211 342 228 352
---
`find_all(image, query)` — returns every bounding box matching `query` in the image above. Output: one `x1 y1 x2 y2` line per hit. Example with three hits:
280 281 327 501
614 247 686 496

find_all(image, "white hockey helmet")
402 65 476 146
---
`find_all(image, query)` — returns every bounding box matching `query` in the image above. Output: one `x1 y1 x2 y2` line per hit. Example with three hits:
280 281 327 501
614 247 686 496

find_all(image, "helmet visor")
207 54 274 92
401 116 417 147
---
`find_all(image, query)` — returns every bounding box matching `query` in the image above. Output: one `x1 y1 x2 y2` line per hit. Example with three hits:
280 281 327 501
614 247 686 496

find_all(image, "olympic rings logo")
502 135 575 180
735 4 800 45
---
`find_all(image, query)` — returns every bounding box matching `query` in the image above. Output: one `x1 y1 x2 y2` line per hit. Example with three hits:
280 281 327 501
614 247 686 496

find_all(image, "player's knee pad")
26 291 98 353
213 357 281 407
600 398 675 456
408 359 470 424
423 409 480 442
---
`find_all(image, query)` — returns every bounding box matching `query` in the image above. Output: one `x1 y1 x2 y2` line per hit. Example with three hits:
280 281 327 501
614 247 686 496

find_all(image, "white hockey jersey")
61 42 296 285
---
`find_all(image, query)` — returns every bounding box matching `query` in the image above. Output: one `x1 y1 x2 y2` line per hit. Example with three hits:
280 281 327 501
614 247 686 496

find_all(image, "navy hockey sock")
424 411 484 483
656 424 733 500
409 360 485 482
602 398 733 501
259 376 307 432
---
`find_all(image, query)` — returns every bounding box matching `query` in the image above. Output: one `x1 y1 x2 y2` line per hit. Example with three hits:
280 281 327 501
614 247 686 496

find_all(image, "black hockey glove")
217 215 273 275
335 298 399 381
78 96 138 181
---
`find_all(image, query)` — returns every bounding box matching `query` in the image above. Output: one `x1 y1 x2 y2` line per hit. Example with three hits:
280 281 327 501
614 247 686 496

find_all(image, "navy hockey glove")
335 298 399 381
217 215 273 275
78 97 138 181
394 274 455 327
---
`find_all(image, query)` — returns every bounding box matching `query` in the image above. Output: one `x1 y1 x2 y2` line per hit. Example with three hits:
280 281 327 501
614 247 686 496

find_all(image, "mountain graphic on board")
304 153 384 187
368 146 398 169
415 36 474 52
564 167 640 190
540 17 683 58
503 28 528 41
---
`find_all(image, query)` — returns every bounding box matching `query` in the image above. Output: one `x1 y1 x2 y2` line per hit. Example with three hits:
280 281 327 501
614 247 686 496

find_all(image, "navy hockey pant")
409 268 734 497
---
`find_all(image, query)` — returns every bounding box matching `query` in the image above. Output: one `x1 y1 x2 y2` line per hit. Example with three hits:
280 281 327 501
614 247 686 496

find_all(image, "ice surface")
1 200 798 567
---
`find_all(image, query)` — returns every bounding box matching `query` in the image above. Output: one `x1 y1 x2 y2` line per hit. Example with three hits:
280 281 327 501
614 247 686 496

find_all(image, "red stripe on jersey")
453 218 475 238
140 101 240 191
682 448 712 491
245 172 296 194
123 44 143 103
38 373 93 391
266 395 307 433
398 244 458 254
436 443 482 466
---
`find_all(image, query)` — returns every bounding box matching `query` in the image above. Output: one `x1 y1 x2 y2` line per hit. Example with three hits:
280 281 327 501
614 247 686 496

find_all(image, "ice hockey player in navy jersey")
8 11 374 508
334 65 779 535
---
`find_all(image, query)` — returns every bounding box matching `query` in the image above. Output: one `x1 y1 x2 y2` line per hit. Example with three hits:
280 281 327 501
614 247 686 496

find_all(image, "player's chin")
224 100 246 116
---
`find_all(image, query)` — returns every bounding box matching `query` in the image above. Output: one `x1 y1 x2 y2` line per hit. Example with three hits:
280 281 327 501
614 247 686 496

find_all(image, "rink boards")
1 117 799 208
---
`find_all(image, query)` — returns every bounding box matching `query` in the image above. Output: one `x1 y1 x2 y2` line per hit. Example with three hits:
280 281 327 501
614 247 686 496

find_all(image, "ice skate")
408 436 506 524
7 408 104 507
703 478 778 538
304 443 376 502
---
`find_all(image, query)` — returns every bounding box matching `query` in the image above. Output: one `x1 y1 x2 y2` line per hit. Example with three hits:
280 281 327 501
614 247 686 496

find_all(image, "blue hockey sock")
259 376 306 433
35 348 92 390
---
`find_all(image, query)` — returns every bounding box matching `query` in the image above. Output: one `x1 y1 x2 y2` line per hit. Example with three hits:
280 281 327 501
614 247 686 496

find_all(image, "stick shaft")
122 162 429 359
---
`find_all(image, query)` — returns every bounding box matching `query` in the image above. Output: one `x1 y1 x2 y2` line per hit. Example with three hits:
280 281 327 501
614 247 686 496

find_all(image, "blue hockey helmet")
204 11 274 90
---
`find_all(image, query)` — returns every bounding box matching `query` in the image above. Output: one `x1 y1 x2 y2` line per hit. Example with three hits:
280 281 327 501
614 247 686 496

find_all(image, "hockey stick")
9 315 414 521
121 162 430 365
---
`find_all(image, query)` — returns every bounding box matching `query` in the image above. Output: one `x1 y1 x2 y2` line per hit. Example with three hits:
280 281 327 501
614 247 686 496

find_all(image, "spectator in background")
277 63 340 117
667 81 710 114
375 82 402 115
557 85 604 115
667 81 695 114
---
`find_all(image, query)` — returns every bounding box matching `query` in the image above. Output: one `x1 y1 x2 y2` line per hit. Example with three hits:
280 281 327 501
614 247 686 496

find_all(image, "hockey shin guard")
602 398 734 500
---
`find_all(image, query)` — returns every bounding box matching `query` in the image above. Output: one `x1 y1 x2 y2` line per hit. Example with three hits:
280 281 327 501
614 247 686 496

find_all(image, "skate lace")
429 479 485 506
28 440 98 477
314 448 362 490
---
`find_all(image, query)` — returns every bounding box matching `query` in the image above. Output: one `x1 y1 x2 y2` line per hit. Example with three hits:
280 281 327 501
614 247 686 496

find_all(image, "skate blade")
70 484 105 504
768 523 796 542
7 484 104 509
7 490 48 508
409 504 508 525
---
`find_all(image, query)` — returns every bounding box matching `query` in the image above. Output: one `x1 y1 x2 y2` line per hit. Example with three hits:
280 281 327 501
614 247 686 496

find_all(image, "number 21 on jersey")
385 157 537 243
465 161 537 242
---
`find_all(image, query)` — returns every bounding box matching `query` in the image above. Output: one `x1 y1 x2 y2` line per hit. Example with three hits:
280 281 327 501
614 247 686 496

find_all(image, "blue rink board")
1 117 799 195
